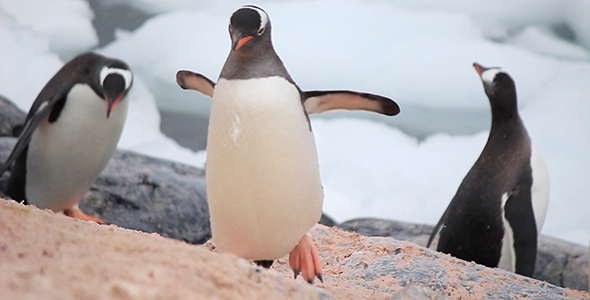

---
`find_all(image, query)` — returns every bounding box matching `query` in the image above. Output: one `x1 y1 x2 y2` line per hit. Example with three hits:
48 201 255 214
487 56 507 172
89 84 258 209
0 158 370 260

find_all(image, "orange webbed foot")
63 207 106 224
289 233 322 284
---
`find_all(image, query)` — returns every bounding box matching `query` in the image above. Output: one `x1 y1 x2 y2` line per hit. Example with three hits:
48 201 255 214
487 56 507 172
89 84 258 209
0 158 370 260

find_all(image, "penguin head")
473 63 517 112
96 58 133 118
229 5 271 52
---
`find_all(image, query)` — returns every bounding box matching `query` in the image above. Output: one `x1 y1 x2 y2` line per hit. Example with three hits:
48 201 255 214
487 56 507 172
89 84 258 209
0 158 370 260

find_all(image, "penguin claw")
63 208 106 224
288 234 322 284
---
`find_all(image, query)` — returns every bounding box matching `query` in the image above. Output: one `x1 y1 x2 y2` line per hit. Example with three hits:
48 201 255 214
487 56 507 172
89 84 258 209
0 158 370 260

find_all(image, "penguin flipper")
302 90 400 116
503 186 538 276
176 70 216 98
426 202 453 249
0 99 59 175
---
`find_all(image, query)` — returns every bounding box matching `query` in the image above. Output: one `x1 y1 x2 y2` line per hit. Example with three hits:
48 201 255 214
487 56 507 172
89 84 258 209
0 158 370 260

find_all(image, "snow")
0 0 98 59
0 0 588 246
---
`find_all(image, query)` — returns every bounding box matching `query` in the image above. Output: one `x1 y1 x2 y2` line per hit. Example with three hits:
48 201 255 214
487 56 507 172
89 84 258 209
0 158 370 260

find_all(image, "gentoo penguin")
427 63 549 277
177 5 399 283
0 52 133 224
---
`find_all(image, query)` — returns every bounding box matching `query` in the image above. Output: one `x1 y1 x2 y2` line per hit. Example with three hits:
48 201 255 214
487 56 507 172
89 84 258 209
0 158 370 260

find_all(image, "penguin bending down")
177 5 399 283
427 63 549 277
0 52 133 224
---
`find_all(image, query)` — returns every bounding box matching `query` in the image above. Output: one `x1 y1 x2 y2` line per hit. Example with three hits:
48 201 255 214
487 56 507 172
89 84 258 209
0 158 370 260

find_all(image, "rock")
82 149 210 245
338 218 433 246
535 235 590 292
4 199 587 300
319 213 337 227
389 284 451 300
0 137 211 245
0 199 331 300
339 218 590 292
277 225 587 299
0 94 26 137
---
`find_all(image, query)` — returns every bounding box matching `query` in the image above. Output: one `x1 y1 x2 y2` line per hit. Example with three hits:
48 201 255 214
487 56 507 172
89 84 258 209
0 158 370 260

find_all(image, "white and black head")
229 5 271 52
94 57 133 117
473 62 517 111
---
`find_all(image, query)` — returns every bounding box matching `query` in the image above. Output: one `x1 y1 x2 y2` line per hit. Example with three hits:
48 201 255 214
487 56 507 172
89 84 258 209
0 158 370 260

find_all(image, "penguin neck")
488 89 520 124
488 106 528 146
219 44 294 84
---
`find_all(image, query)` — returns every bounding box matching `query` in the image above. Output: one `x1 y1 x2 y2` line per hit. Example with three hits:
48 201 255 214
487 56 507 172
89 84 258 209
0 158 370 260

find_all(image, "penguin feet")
64 207 106 224
289 234 323 284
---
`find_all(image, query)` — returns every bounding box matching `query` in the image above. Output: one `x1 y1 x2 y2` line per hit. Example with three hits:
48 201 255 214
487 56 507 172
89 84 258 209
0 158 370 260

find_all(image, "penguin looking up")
177 5 399 284
0 52 133 224
427 63 549 277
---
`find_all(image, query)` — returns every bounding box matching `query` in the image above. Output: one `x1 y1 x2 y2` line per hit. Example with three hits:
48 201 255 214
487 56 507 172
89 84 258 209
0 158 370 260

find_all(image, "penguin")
427 63 549 277
176 5 399 283
0 52 133 224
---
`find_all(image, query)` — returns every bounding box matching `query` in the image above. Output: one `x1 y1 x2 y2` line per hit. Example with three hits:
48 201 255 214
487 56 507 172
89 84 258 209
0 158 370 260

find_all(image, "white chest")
206 77 324 260
26 84 128 211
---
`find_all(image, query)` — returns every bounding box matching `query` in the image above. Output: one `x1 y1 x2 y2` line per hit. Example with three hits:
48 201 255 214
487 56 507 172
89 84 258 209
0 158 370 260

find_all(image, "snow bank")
0 0 98 59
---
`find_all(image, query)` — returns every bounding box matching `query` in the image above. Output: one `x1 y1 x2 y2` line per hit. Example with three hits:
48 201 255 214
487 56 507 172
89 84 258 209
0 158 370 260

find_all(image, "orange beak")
473 63 484 76
233 35 253 51
106 95 123 118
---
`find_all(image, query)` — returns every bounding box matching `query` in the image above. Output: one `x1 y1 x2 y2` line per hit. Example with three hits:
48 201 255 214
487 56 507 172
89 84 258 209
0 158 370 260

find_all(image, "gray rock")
0 94 26 137
312 225 585 300
389 284 451 300
535 235 590 292
82 149 210 244
338 218 433 246
339 218 589 292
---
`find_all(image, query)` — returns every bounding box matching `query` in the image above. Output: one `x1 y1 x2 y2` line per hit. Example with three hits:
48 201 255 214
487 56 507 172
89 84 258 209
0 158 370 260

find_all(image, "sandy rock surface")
0 200 328 300
1 199 588 300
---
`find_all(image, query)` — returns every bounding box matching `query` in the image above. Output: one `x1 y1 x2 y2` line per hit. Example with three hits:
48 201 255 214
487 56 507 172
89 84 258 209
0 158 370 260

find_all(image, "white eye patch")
481 68 508 85
100 67 133 90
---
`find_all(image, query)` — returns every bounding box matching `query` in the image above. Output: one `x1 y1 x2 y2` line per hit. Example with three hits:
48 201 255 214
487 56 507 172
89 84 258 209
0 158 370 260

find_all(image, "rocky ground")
1 200 588 300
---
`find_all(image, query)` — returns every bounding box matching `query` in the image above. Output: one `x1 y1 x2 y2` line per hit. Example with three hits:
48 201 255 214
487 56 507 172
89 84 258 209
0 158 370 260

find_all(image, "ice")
0 0 98 59
0 10 63 110
100 10 229 115
564 0 590 50
311 117 488 224
506 26 590 60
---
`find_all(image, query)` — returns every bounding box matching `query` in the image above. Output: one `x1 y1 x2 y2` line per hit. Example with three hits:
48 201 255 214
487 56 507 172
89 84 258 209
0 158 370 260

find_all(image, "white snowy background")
0 0 588 246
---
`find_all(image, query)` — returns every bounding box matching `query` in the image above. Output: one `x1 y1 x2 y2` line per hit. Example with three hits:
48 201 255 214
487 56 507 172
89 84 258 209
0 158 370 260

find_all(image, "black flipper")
504 185 537 276
302 90 400 116
176 70 216 98
426 203 452 249
0 82 72 176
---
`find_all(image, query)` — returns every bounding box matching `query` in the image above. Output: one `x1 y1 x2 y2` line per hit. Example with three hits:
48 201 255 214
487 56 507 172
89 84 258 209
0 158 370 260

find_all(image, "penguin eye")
257 26 265 36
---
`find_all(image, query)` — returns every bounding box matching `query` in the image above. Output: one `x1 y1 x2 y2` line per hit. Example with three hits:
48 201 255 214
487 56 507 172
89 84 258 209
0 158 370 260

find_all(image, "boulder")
339 218 590 292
